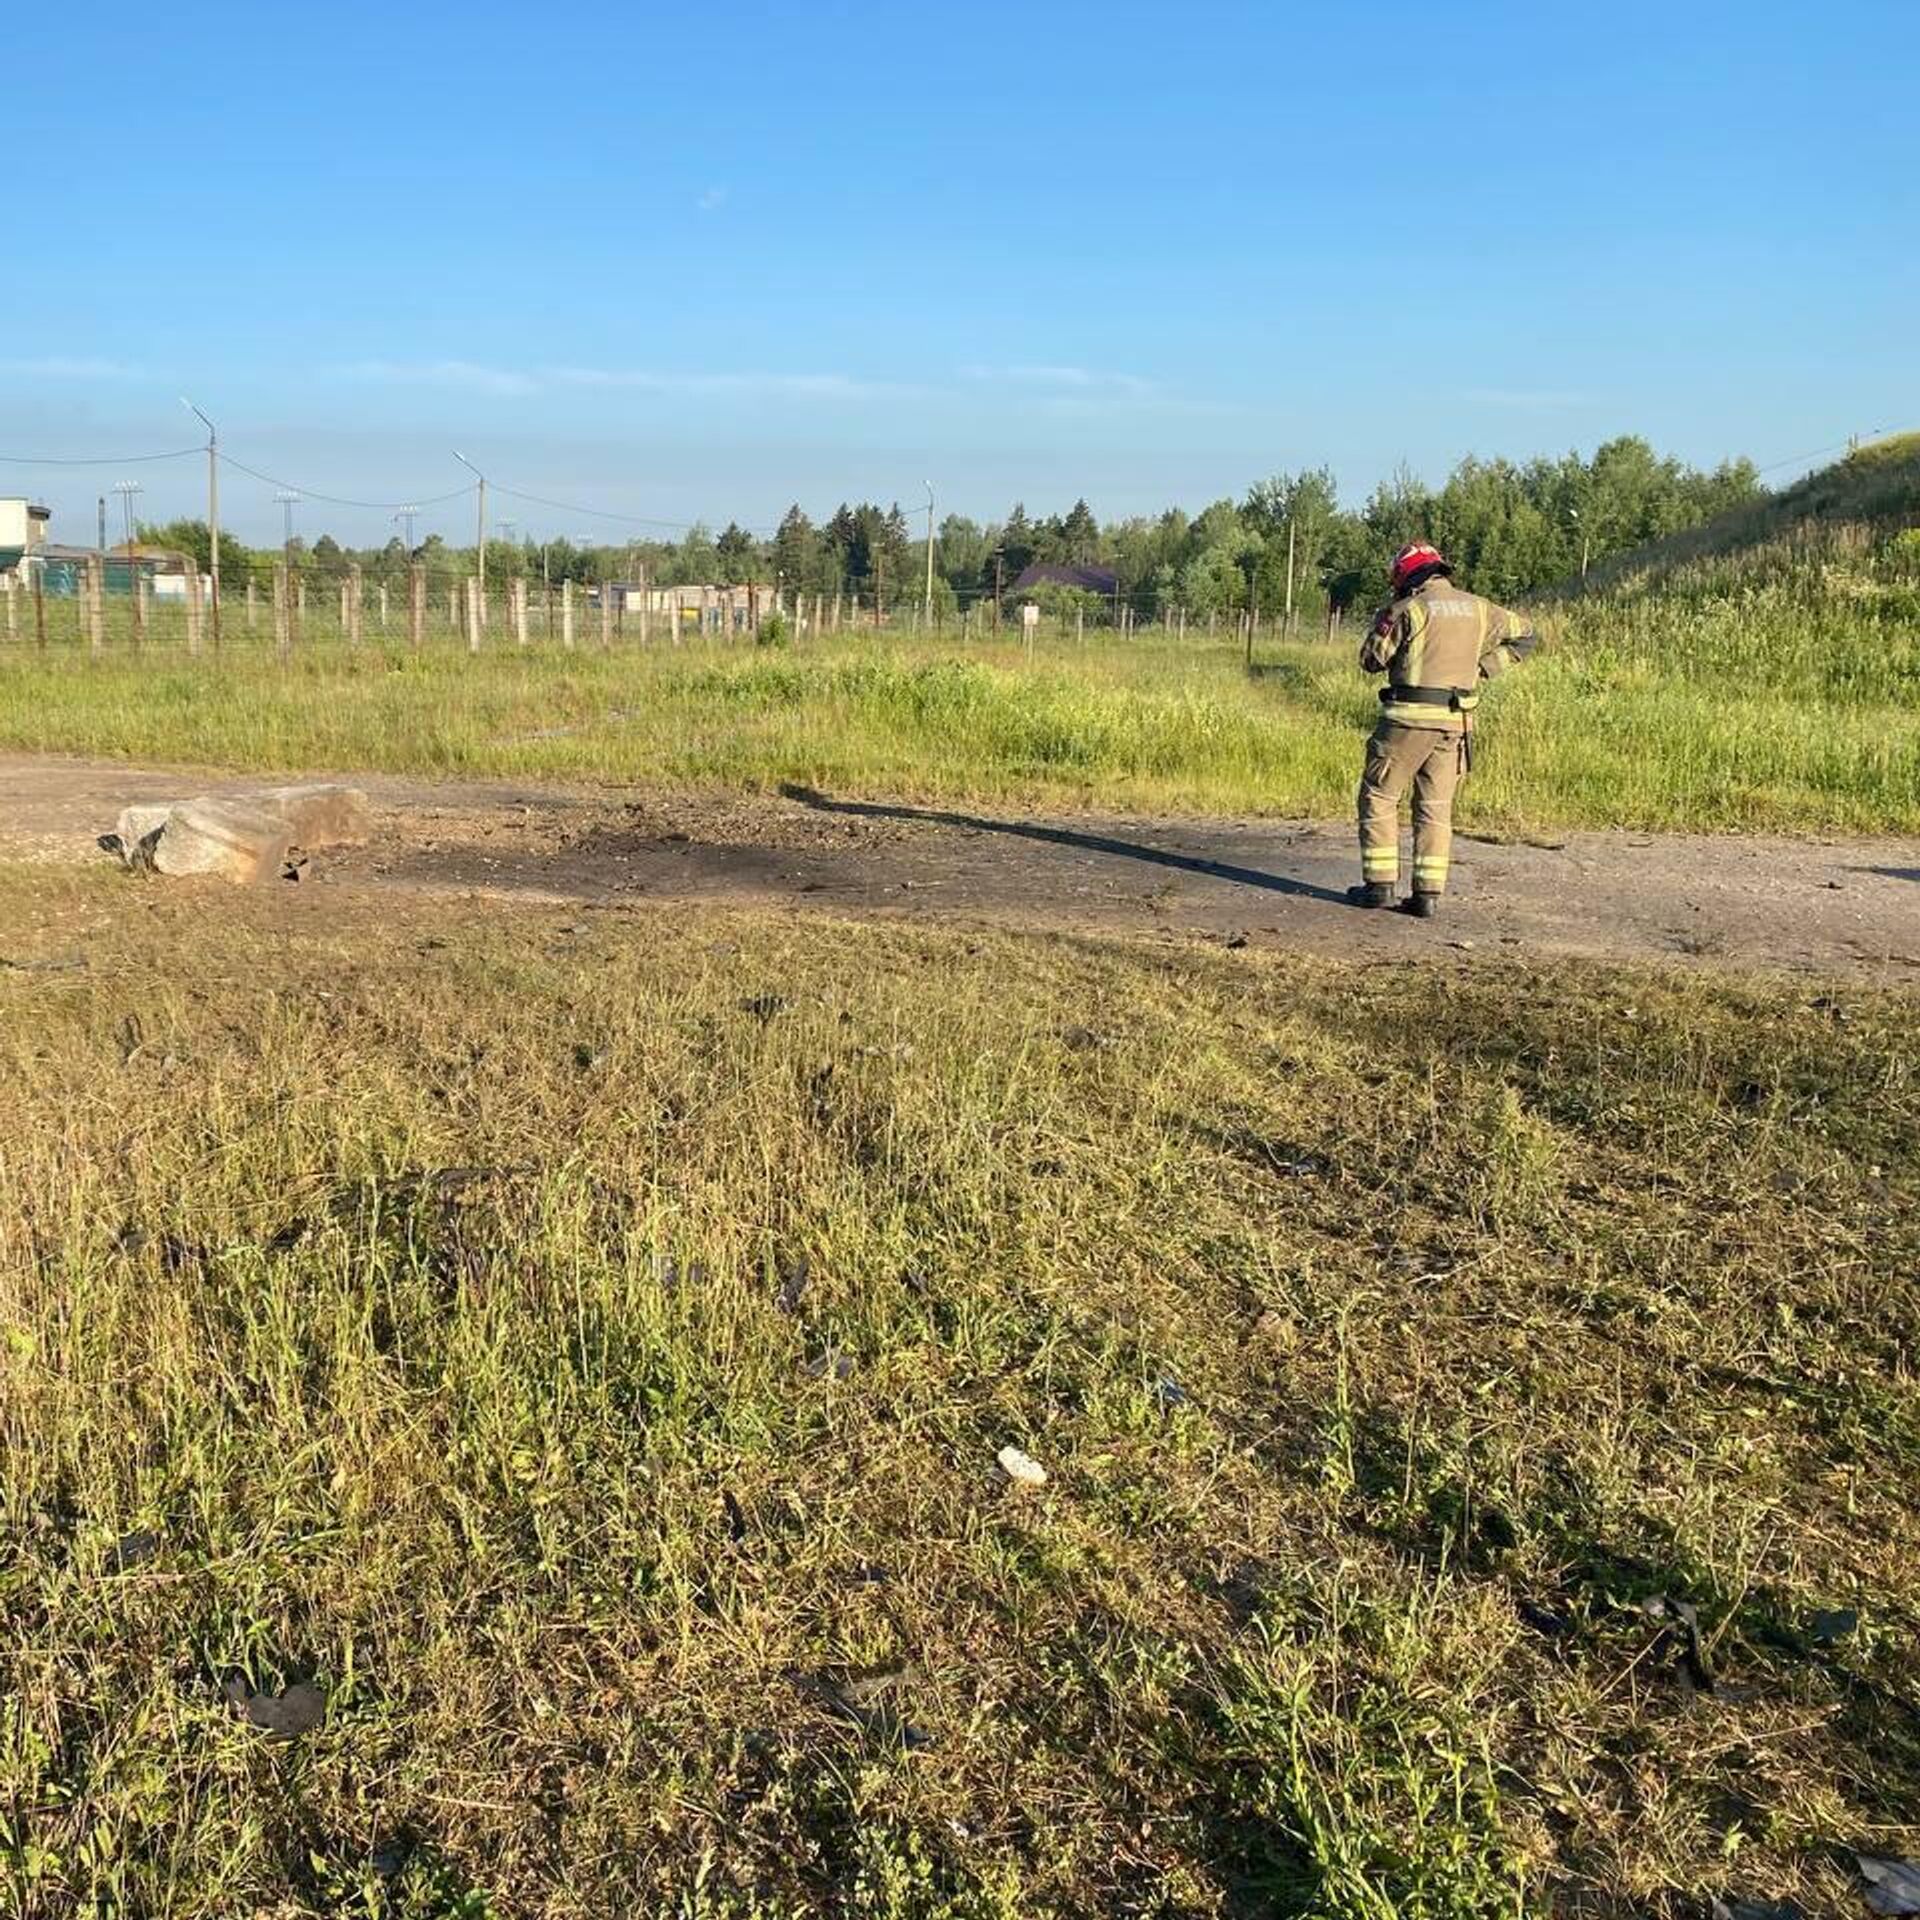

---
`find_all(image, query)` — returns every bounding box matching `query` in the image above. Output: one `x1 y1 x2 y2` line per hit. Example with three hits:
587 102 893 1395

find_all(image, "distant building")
597 582 774 631
35 543 204 597
0 498 51 579
1009 561 1120 598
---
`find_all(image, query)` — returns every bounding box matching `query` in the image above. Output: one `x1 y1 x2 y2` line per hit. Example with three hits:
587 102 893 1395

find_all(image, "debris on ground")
807 1666 934 1748
1643 1592 1716 1691
98 785 371 884
996 1445 1048 1487
1858 1858 1920 1916
773 1254 809 1315
107 1528 161 1572
226 1677 327 1740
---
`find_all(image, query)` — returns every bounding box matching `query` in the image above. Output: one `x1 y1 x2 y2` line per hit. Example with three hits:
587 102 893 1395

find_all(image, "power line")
489 481 777 536
1754 430 1889 478
0 445 200 466
216 451 478 513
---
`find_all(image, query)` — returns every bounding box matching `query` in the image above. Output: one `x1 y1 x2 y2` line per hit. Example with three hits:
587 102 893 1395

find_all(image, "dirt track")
3 752 1917 977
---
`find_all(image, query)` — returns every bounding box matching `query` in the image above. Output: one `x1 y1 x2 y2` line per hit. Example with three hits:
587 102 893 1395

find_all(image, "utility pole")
112 480 143 645
395 504 419 552
922 480 935 626
276 490 300 643
453 450 486 611
183 398 220 649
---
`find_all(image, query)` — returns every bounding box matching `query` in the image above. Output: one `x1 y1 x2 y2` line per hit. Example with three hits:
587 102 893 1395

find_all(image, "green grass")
4 866 1918 1916
1 609 1917 834
6 438 1917 835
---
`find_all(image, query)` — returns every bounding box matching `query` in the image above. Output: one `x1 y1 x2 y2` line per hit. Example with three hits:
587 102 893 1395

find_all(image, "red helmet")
1389 542 1450 593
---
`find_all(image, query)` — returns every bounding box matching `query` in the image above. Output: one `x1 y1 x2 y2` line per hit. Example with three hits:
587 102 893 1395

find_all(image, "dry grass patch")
2 869 1917 1916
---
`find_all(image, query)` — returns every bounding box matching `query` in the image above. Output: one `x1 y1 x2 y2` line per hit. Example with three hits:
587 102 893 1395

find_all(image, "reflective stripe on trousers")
1357 721 1468 893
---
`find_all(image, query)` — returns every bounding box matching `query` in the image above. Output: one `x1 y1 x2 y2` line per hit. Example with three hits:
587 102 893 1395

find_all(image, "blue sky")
5 0 1911 546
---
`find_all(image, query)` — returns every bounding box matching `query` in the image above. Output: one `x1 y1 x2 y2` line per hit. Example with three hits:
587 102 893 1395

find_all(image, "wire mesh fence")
1 557 1348 662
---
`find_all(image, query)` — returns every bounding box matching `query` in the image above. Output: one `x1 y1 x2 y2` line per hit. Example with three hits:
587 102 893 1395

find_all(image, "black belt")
1381 684 1472 709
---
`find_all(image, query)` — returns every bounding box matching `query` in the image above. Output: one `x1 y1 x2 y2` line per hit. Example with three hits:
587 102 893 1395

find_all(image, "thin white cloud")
0 356 143 379
543 365 911 400
696 185 729 212
962 363 1157 398
1464 387 1599 411
342 359 541 396
336 360 911 402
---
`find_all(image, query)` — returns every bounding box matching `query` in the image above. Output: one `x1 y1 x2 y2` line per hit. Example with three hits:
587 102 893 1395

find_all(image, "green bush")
1883 527 1920 577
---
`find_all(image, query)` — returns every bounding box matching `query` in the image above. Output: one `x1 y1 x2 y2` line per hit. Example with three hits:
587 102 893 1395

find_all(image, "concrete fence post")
513 576 528 647
561 579 575 650
408 564 425 650
348 565 364 646
87 560 105 655
32 569 47 650
274 564 291 661
599 584 613 651
378 582 389 633
466 577 481 654
3 580 15 641
184 564 203 655
246 577 257 633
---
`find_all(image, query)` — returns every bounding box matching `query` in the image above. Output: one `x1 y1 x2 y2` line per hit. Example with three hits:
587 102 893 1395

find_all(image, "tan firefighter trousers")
1358 721 1467 894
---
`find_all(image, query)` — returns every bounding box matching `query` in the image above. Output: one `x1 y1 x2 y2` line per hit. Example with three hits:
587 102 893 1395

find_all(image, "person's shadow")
778 785 1352 906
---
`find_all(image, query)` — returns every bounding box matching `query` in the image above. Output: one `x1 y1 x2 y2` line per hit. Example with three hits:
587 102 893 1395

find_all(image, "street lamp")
181 397 220 646
923 480 935 625
1569 505 1589 578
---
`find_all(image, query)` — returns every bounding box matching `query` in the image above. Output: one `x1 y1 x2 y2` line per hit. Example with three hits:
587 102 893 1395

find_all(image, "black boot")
1401 890 1440 919
1348 881 1397 909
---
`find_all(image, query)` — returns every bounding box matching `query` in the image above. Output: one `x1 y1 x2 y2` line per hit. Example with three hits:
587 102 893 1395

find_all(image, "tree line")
140 435 1761 622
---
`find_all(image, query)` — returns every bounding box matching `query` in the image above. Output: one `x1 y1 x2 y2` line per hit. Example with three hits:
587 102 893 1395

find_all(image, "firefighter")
1352 542 1537 916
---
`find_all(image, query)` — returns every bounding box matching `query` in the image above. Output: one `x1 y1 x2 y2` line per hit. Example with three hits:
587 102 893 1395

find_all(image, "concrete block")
151 798 293 884
247 784 372 848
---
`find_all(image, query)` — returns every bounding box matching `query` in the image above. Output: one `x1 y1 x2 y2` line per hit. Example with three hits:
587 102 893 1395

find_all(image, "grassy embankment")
1 437 1916 834
3 865 1918 1916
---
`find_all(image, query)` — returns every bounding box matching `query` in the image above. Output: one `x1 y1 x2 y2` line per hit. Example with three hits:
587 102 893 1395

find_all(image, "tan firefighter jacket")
1359 573 1538 732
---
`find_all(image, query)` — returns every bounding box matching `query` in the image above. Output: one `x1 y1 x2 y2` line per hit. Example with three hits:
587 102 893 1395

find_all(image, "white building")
0 498 52 578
